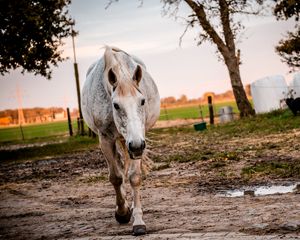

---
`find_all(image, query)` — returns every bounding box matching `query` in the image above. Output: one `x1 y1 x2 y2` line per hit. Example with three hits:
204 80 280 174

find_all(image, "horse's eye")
113 103 120 110
141 99 145 106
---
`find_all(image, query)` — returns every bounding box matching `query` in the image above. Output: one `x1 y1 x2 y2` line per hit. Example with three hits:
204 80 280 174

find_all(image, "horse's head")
105 48 146 158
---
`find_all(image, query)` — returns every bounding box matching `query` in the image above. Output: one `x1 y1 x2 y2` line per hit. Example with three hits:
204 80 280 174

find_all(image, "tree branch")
219 0 235 53
183 0 228 55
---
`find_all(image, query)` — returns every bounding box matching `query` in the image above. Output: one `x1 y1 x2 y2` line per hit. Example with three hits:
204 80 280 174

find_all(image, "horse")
81 46 160 235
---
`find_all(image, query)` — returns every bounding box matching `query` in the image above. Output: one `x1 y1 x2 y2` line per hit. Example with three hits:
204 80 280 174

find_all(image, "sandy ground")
0 127 300 239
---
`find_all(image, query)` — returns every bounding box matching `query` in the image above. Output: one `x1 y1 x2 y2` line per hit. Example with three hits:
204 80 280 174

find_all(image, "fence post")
88 127 97 138
77 117 80 134
67 108 73 136
208 96 214 125
92 131 96 138
79 117 84 136
19 124 25 141
198 105 204 122
163 105 169 121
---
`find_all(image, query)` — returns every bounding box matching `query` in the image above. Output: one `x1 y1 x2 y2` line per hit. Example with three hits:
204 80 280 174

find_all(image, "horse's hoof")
115 207 132 224
132 225 146 236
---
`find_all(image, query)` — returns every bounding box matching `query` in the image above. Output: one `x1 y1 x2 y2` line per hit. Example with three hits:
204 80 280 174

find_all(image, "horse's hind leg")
99 135 131 224
129 159 146 236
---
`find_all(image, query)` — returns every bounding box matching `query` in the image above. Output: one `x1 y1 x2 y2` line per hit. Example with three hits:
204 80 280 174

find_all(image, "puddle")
218 182 300 197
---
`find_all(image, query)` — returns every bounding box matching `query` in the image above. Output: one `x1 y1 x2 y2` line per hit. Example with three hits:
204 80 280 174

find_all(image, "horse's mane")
104 45 146 71
86 46 130 77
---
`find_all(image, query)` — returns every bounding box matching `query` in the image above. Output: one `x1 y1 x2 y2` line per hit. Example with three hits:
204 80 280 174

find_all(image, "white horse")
81 46 160 235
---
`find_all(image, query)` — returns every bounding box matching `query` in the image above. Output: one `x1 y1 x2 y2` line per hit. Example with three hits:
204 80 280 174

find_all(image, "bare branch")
219 0 235 53
184 0 228 55
105 0 119 10
179 18 196 46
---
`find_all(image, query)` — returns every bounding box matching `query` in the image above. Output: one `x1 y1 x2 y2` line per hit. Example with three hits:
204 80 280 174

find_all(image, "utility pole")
71 27 84 135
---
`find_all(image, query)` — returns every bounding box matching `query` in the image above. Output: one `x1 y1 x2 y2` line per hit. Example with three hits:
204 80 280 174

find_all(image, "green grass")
242 160 300 178
159 101 239 120
208 109 299 138
149 109 299 180
151 108 299 138
0 120 76 142
0 136 99 163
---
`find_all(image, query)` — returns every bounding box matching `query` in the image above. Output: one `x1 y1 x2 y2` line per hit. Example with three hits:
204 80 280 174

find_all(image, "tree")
178 94 188 104
161 0 261 117
0 0 75 79
274 0 300 71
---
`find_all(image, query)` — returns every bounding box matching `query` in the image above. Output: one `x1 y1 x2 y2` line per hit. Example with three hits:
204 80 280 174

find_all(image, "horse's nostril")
128 140 146 153
128 141 133 152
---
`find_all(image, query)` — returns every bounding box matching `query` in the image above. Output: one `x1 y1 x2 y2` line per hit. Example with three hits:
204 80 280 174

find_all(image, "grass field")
0 109 299 170
159 101 239 120
0 121 77 143
0 101 239 142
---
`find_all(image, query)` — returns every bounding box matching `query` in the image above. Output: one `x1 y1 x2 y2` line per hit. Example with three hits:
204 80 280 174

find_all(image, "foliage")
0 107 66 124
274 0 300 20
274 0 300 71
0 0 75 79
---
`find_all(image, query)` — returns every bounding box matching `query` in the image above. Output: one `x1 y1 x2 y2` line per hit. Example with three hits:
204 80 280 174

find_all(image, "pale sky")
0 0 296 111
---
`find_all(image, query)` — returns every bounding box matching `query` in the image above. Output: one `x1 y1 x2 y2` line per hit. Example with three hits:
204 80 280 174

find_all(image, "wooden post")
77 117 80 134
72 27 84 136
208 96 214 125
67 108 73 136
92 131 96 138
88 127 97 138
163 105 169 121
19 124 25 141
198 105 204 122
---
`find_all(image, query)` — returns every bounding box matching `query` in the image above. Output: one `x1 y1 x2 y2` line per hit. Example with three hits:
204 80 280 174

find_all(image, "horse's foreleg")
99 135 131 224
129 159 146 236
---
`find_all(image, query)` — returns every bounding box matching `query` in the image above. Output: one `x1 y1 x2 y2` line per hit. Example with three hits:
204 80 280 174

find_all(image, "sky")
0 0 297 111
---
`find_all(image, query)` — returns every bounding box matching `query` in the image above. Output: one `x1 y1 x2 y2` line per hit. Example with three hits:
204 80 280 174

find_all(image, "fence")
0 101 239 142
160 101 239 121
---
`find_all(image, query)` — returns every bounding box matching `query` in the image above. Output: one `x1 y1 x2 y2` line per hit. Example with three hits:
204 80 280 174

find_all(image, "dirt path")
0 151 299 239
0 127 300 239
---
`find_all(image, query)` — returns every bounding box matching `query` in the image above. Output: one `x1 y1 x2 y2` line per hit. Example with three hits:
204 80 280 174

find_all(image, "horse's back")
81 57 109 134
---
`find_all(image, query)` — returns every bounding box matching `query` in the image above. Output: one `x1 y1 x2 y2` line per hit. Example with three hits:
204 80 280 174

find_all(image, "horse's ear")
133 65 142 85
108 68 117 88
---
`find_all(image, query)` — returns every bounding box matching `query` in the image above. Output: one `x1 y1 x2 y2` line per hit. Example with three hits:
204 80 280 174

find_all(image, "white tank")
250 75 288 114
290 72 300 98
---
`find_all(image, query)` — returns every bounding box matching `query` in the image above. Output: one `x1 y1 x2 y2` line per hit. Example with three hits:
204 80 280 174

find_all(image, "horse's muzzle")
128 140 146 159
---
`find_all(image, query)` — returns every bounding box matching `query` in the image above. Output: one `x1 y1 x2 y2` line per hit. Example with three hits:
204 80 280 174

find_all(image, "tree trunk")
224 53 255 117
183 0 256 117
